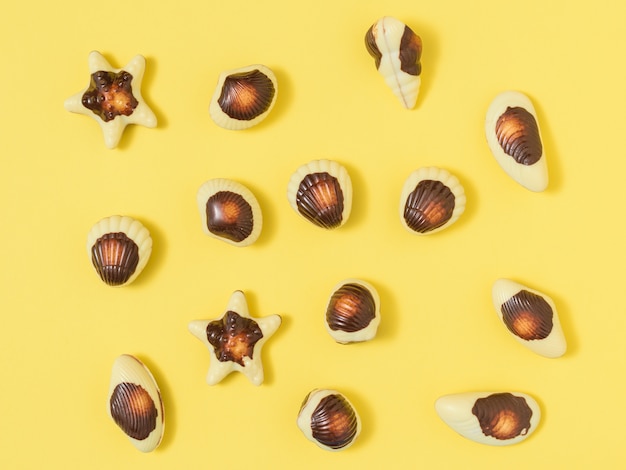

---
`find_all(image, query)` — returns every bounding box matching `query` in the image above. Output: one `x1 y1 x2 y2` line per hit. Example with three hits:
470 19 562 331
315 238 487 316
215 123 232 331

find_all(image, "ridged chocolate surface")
110 382 158 441
206 191 254 243
501 290 553 340
471 393 533 440
403 179 455 233
311 394 359 450
495 106 542 165
326 283 376 332
296 172 344 229
206 311 263 366
218 69 275 121
91 232 139 286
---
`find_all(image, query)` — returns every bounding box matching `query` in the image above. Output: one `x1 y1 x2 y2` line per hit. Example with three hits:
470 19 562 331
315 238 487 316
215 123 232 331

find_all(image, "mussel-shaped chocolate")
297 389 361 451
400 167 466 235
108 354 164 452
287 159 353 229
209 64 278 130
87 215 152 286
197 179 263 247
435 391 540 446
485 91 548 192
365 16 422 109
492 279 566 358
325 279 381 344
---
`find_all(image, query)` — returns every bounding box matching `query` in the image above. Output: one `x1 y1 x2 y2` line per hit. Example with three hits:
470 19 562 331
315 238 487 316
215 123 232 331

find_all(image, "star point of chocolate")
188 291 281 386
64 51 157 149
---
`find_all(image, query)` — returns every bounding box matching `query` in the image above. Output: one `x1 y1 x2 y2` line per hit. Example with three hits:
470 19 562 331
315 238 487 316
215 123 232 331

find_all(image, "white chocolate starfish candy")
64 51 157 149
188 291 281 386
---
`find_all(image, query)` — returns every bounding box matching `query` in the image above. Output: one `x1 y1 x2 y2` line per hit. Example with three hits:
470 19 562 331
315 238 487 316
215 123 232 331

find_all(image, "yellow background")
2 1 624 468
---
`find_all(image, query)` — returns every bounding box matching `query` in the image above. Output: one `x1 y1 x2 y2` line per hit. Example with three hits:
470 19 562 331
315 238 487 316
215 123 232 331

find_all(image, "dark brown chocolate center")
82 70 138 122
311 394 358 450
471 393 533 440
495 107 542 165
91 232 139 286
399 25 422 76
218 69 275 121
501 290 553 340
206 311 263 366
296 172 344 229
206 191 254 242
326 283 376 333
403 179 455 233
110 382 158 441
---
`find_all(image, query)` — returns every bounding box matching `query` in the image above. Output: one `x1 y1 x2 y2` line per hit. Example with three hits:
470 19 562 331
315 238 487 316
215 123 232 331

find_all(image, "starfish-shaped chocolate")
64 51 157 149
188 291 281 386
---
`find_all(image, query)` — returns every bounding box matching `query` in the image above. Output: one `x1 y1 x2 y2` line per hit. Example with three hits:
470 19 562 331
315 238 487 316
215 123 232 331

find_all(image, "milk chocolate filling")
206 311 263 366
206 191 254 242
495 107 542 165
326 283 376 332
501 290 553 340
471 393 533 440
218 70 275 121
311 394 358 450
110 382 158 441
404 179 455 233
296 172 344 229
82 70 138 122
91 232 139 286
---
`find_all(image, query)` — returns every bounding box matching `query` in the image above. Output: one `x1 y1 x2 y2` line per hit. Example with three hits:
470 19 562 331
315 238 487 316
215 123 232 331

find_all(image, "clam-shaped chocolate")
209 64 277 130
492 279 566 358
435 392 540 446
400 167 466 235
485 91 548 192
197 179 263 247
297 389 361 451
365 16 422 109
87 215 152 286
107 354 164 453
287 159 353 229
325 279 381 344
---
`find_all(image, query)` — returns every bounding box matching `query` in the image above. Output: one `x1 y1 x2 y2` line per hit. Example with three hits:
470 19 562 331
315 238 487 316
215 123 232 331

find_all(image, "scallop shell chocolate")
365 16 422 109
297 389 361 451
399 167 466 235
325 279 381 344
435 392 540 446
197 179 263 247
108 354 164 452
209 64 277 130
87 215 152 286
287 159 353 229
492 279 566 358
485 91 548 192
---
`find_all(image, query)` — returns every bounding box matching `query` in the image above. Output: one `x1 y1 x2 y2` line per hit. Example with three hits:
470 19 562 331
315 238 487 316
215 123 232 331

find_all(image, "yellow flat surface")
2 1 624 468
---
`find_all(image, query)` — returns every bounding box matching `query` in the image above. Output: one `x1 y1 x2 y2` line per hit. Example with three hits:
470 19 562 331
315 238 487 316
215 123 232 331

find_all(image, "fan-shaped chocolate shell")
325 279 381 343
108 355 164 452
297 389 361 451
87 215 152 286
365 16 422 109
485 91 548 192
492 278 566 358
435 391 540 446
209 64 277 130
400 167 466 235
287 160 353 229
197 179 263 247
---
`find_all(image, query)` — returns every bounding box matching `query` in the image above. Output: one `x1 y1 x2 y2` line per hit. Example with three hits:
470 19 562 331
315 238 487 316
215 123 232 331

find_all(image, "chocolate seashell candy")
197 179 263 247
209 64 277 130
287 159 353 229
87 215 152 286
365 16 422 109
325 279 381 344
107 355 164 452
400 167 466 235
492 278 566 358
485 91 548 192
297 389 361 451
435 391 540 446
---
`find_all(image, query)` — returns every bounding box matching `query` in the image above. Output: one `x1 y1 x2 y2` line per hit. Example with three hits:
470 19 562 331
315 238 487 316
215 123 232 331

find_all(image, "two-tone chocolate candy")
107 354 164 452
485 90 548 191
197 178 263 247
400 166 466 235
209 64 278 130
435 391 540 446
